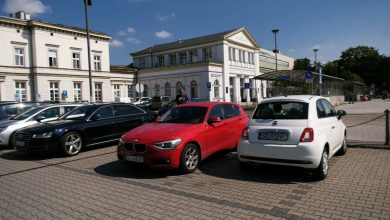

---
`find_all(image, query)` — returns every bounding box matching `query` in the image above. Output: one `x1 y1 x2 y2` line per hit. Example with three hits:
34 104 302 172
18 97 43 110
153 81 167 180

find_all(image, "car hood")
122 122 203 142
0 119 22 127
18 120 83 133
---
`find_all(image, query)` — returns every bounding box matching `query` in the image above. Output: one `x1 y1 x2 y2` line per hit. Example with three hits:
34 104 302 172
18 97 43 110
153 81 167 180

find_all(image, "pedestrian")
175 89 189 105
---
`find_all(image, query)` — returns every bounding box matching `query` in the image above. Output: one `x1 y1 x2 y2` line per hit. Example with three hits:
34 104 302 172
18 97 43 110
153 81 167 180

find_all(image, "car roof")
176 101 239 108
261 95 319 103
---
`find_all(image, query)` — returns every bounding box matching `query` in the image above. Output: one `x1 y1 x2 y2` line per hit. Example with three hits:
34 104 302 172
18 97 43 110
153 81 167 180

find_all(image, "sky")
1 0 389 65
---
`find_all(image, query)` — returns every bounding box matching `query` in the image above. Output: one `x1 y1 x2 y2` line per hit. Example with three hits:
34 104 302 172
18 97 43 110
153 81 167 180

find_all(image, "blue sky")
1 0 389 65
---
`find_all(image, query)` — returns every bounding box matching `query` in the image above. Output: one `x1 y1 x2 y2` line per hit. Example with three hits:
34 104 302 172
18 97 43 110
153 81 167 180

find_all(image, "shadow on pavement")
198 151 319 184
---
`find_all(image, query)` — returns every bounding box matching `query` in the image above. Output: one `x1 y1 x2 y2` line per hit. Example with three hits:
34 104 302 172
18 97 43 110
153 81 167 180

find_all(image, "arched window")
190 80 198 98
176 81 183 95
143 84 149 97
155 83 160 96
214 80 219 99
165 82 171 97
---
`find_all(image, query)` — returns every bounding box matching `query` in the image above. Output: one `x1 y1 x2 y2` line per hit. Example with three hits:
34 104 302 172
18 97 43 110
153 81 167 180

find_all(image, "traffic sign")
135 83 144 93
305 71 313 79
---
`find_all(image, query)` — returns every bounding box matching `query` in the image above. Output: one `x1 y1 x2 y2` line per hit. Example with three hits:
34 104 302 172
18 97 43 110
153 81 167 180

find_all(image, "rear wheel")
60 132 83 157
313 149 329 180
239 160 251 170
180 143 200 173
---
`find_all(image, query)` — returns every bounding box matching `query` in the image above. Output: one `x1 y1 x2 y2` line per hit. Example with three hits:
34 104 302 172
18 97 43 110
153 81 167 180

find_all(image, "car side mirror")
91 113 101 121
208 116 222 124
35 115 46 122
337 110 346 119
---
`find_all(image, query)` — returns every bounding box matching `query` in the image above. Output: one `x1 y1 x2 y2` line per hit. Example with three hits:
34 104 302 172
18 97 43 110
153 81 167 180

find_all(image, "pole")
385 109 389 145
84 0 93 102
272 29 279 71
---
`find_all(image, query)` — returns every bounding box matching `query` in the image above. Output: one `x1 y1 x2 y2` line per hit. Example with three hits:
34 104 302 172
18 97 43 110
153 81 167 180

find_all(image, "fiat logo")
272 121 278 126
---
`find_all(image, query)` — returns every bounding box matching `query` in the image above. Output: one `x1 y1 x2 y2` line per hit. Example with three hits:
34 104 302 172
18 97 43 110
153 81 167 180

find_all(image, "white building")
131 27 294 103
0 11 134 103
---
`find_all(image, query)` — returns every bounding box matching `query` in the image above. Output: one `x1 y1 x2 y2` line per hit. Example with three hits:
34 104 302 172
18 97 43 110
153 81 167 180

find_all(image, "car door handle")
331 126 335 129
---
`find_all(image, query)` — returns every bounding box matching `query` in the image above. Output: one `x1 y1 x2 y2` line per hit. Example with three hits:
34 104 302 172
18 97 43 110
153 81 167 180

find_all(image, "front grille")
14 132 31 142
134 144 147 153
124 143 133 151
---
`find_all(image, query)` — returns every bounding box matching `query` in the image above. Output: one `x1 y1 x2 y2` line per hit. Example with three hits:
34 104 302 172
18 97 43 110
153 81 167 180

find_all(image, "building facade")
0 11 134 103
131 28 294 103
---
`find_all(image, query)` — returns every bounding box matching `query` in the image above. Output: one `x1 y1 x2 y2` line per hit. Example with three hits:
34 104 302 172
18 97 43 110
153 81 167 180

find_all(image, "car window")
162 97 170 101
253 102 308 119
62 105 94 120
93 106 114 119
152 97 161 102
11 106 45 120
4 105 18 115
64 106 77 114
208 105 224 119
222 104 241 118
160 106 208 123
320 99 336 117
114 105 144 116
316 100 326 118
39 107 60 118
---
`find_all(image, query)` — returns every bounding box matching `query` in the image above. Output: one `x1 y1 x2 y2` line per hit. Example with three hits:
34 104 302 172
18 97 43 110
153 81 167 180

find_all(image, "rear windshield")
152 97 161 102
253 101 308 119
162 97 170 101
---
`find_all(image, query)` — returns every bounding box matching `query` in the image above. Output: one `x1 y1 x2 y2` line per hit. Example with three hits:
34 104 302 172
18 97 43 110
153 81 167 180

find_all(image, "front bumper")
13 133 60 153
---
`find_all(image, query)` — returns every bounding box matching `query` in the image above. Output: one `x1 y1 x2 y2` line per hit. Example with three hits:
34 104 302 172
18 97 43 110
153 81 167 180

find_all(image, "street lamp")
313 48 318 72
83 0 93 102
272 29 279 71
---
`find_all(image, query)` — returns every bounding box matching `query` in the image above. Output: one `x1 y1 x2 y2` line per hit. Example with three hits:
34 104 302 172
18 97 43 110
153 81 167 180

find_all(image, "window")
14 48 24 66
15 82 26 102
190 80 198 98
189 50 198 63
253 102 308 119
232 48 236 61
203 47 212 61
243 51 246 63
48 50 57 67
320 99 336 117
248 53 252 64
114 105 144 116
229 47 232 61
142 85 149 97
95 83 102 102
208 105 224 119
179 52 187 64
94 55 101 71
38 107 60 119
93 106 114 119
72 52 80 69
155 84 160 96
165 82 171 97
214 80 220 99
169 54 176 65
139 58 145 68
49 82 59 101
114 84 121 99
158 55 165 67
127 85 133 98
222 104 241 118
316 100 326 118
176 81 183 95
238 50 242 62
74 82 82 102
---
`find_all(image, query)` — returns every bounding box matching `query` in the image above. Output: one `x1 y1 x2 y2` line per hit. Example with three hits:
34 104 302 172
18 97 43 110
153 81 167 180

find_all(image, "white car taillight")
241 127 249 140
300 128 314 142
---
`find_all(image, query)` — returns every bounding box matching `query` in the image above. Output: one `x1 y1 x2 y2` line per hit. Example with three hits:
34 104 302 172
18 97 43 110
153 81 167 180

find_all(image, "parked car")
117 102 249 173
238 95 347 180
12 103 157 156
0 104 81 146
133 97 152 109
0 102 38 120
150 96 171 110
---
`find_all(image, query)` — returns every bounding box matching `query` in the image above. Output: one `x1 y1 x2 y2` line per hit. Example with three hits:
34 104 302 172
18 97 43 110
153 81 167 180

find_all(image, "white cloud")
156 12 175 22
118 30 127 36
127 27 136 34
3 0 50 16
110 39 124 48
155 30 172 39
288 49 296 53
126 37 141 44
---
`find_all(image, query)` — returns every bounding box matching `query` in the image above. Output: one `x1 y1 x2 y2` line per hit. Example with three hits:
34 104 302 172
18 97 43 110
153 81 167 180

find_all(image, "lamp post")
84 0 93 102
272 29 279 71
313 48 318 72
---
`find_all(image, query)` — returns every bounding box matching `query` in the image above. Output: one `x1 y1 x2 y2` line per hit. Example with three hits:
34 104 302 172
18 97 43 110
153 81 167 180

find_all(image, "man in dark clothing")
175 89 189 105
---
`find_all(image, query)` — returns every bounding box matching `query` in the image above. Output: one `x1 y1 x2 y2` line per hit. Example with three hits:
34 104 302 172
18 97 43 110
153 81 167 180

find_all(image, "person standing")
176 89 189 105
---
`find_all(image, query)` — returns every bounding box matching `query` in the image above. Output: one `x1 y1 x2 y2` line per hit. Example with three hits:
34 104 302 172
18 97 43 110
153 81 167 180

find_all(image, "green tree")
293 58 312 70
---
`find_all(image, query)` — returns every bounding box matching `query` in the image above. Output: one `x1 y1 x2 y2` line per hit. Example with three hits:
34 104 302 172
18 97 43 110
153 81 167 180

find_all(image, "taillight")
300 128 314 142
241 127 249 140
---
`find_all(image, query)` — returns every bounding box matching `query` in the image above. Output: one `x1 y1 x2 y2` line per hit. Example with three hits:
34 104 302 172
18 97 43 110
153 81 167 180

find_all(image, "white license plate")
14 140 25 147
259 132 289 141
125 155 144 163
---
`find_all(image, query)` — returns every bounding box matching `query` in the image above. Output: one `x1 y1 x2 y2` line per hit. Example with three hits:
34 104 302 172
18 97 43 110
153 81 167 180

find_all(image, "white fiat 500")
238 95 347 180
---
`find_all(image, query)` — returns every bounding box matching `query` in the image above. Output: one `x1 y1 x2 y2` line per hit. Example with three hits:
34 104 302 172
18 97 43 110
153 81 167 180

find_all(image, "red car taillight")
241 127 249 140
300 128 314 142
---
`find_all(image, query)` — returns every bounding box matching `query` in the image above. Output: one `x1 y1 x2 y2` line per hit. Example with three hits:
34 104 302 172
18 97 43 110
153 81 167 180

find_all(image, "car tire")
337 136 347 156
8 132 16 148
239 160 251 170
180 143 200 173
60 132 83 157
313 149 329 180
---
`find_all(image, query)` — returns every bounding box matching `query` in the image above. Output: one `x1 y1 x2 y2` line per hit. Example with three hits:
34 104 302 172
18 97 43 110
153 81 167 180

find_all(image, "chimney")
15 11 31 20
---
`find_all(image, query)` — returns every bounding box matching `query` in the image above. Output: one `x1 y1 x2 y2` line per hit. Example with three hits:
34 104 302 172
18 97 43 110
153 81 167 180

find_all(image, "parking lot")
1 144 389 219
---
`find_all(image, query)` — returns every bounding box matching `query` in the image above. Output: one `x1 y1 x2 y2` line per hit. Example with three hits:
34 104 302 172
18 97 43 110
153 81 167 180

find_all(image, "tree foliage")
293 58 312 70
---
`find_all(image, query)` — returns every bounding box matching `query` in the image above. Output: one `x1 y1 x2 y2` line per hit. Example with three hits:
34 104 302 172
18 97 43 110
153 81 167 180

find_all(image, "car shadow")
94 160 184 180
198 151 320 184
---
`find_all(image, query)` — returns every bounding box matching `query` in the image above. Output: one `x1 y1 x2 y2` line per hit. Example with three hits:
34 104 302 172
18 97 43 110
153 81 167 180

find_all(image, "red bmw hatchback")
117 102 249 173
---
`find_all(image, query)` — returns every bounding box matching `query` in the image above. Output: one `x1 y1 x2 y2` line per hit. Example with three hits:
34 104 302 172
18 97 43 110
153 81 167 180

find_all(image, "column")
244 77 250 104
233 77 241 102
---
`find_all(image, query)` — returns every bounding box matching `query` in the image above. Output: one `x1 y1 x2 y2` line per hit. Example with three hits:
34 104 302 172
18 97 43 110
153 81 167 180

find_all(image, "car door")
113 104 146 138
320 99 342 154
84 105 116 145
221 104 246 148
36 107 61 122
201 104 227 156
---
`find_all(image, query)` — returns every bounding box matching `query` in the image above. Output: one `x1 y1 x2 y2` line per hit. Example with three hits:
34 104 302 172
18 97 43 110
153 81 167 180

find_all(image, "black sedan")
12 103 157 156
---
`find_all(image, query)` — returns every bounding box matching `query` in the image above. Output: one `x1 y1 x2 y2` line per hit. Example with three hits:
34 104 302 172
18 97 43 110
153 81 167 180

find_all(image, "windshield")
159 106 208 124
60 105 94 120
253 102 308 120
11 106 45 120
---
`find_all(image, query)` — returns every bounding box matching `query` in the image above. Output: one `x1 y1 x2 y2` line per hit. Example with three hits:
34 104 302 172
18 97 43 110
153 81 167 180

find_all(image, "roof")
260 95 318 103
254 70 346 83
177 101 238 108
131 27 259 56
110 65 136 73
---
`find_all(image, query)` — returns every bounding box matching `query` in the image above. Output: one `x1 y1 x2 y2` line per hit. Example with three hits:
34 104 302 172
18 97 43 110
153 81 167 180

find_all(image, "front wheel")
313 149 329 180
60 132 83 157
180 143 200 173
337 136 347 156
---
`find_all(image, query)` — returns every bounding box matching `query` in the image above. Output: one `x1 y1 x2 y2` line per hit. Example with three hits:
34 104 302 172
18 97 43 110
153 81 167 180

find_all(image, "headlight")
153 139 181 150
0 126 7 133
32 132 53 138
118 138 124 147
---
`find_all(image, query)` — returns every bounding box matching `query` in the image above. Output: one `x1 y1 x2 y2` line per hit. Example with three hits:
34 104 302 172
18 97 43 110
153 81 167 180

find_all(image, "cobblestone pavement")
0 145 389 220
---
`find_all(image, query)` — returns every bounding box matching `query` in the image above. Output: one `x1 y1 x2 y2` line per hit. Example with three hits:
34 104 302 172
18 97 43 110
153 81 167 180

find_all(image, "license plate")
259 132 289 141
125 155 144 163
14 140 25 147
